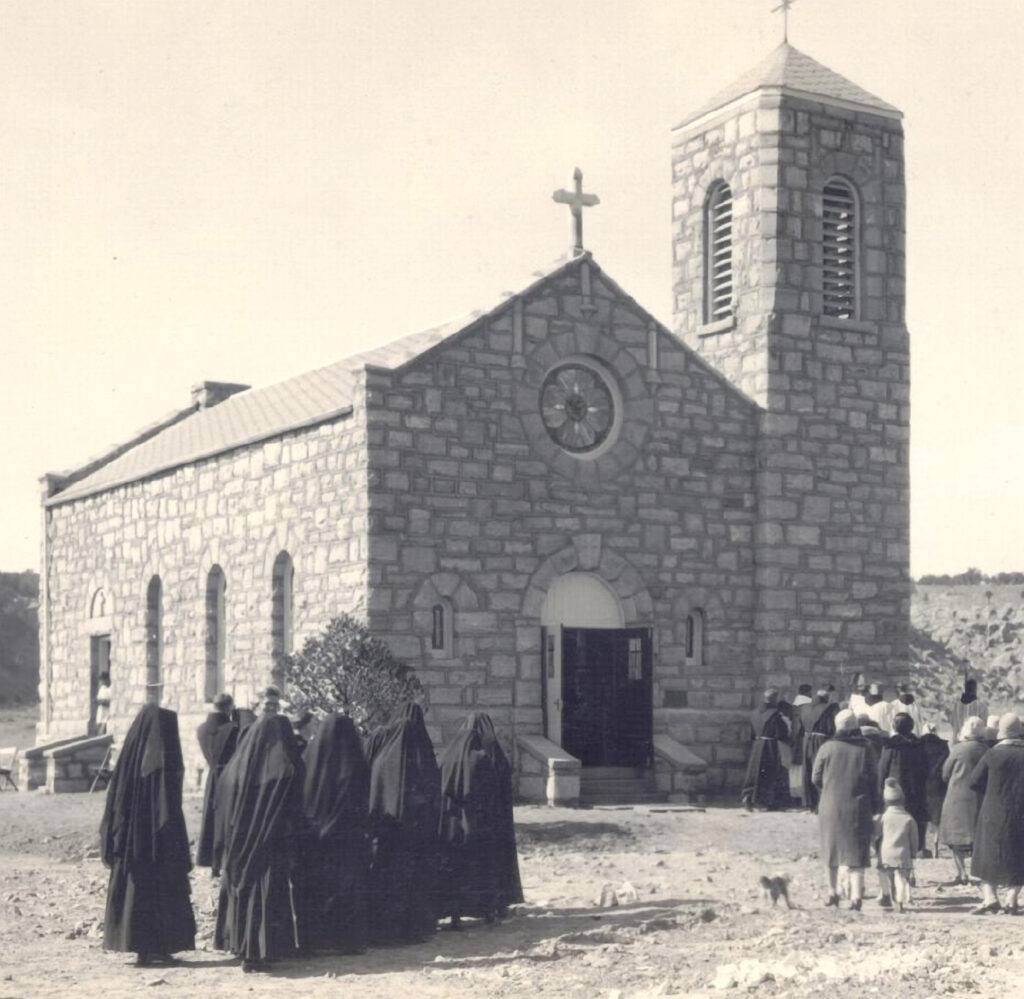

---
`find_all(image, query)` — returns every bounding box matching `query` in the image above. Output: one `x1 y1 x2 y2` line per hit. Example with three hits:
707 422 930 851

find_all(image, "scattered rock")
618 881 639 903
598 884 619 908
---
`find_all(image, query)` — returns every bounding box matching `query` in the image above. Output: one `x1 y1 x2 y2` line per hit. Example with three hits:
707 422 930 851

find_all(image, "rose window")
540 363 615 454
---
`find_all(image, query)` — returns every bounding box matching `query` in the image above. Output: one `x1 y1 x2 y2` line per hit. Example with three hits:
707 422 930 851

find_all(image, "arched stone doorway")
540 571 652 766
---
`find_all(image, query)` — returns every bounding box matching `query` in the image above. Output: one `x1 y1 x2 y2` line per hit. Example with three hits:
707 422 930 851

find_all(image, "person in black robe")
195 693 238 869
100 704 195 966
212 710 305 972
877 712 929 846
367 701 441 944
740 689 791 811
918 724 949 857
437 712 524 928
300 713 371 953
800 689 839 813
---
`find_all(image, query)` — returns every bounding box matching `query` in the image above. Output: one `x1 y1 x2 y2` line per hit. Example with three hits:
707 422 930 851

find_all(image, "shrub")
282 614 422 733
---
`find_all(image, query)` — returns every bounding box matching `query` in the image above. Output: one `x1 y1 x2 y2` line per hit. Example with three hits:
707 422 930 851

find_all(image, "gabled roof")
47 255 585 506
676 43 901 129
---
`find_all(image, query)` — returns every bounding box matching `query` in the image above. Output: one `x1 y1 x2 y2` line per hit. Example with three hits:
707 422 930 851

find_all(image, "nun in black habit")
100 704 195 965
195 693 238 869
367 701 442 944
300 713 372 953
212 713 305 972
437 712 523 927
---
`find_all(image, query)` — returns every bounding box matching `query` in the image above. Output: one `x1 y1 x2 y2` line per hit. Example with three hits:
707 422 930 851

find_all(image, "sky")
2 0 1022 578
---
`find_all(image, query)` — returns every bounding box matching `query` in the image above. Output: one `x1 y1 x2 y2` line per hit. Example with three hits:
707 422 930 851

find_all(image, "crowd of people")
741 676 1024 915
98 688 523 972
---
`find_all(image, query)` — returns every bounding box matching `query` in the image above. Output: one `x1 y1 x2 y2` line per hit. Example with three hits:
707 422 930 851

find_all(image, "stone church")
34 43 910 801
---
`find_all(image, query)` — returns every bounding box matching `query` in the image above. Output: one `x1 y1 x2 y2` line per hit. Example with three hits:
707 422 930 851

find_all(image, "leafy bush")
282 614 422 733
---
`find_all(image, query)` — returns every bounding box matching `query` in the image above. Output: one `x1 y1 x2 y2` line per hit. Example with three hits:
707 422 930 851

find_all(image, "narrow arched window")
145 576 162 704
822 178 858 319
705 182 734 323
430 599 454 655
684 608 704 667
205 565 226 702
271 551 294 688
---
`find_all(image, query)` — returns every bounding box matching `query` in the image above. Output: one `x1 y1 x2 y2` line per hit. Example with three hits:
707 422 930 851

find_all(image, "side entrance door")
558 627 653 767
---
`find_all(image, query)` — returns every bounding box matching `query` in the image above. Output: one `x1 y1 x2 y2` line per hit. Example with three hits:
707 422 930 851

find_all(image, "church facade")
37 44 910 796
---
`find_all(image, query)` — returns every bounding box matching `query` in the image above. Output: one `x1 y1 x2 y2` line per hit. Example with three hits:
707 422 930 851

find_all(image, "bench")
0 747 19 791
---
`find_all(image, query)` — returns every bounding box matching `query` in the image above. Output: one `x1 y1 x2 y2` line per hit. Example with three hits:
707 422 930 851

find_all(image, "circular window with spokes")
540 360 620 456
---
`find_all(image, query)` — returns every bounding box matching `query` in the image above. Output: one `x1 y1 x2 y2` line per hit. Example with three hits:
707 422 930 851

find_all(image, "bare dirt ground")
2 792 1023 999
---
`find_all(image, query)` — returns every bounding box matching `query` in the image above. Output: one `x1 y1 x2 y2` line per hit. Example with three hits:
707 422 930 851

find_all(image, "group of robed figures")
99 695 523 972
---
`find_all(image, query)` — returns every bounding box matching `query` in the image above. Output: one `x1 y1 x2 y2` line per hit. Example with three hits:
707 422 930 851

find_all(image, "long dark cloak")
437 712 524 921
100 704 195 956
800 701 839 813
195 712 238 868
298 713 371 952
213 714 304 962
740 706 791 810
919 731 950 826
878 732 929 837
367 702 441 943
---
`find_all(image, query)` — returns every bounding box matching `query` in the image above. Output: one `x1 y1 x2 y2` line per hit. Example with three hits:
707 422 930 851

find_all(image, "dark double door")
556 626 653 768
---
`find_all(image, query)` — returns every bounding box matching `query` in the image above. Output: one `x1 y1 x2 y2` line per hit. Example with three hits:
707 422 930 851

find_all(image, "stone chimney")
190 381 250 410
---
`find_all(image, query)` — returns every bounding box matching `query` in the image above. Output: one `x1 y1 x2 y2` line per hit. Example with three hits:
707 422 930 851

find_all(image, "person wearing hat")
939 716 987 885
739 689 792 812
875 777 919 913
950 678 987 745
878 713 929 851
812 708 881 910
967 712 1024 914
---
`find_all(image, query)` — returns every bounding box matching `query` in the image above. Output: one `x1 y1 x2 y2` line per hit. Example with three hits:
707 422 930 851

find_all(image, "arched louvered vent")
705 183 733 322
823 179 858 319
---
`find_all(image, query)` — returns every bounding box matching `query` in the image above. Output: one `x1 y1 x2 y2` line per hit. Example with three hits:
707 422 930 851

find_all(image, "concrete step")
579 766 665 805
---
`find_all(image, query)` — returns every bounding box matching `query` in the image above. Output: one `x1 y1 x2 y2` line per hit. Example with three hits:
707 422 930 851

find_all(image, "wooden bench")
90 745 117 792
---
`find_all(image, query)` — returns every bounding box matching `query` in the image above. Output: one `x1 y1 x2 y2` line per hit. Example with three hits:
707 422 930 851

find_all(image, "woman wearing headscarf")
437 712 523 928
100 704 195 966
367 701 441 944
300 713 371 953
968 713 1024 914
213 711 305 971
812 708 881 910
939 715 987 885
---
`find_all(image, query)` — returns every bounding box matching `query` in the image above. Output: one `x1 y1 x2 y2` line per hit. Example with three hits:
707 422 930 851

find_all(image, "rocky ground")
2 793 1023 998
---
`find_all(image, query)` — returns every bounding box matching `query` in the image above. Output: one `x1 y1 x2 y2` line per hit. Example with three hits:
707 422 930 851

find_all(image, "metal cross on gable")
772 0 795 43
552 167 600 257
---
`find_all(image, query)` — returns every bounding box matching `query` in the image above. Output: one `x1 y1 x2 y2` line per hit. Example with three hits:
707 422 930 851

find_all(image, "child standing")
876 777 919 912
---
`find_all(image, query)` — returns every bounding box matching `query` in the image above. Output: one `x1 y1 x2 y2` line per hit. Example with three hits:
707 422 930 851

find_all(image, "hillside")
910 581 1024 719
0 571 39 704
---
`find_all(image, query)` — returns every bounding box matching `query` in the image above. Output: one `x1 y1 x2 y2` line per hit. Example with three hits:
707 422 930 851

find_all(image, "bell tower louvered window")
823 179 858 319
705 182 734 323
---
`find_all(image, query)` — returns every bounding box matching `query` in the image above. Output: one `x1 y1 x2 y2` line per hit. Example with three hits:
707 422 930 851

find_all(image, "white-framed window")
684 608 704 667
705 181 734 322
822 177 859 319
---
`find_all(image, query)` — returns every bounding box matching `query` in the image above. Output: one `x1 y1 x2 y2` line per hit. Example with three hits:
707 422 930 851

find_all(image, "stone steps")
579 766 667 806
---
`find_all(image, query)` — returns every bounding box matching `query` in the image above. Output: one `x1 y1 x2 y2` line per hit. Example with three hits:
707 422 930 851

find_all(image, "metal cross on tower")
772 0 795 43
552 168 600 257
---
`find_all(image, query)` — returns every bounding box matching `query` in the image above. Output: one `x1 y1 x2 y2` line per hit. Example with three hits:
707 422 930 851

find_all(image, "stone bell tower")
671 43 911 693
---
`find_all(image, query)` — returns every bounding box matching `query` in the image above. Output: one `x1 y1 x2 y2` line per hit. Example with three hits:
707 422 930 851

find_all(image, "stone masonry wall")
363 260 761 788
672 92 911 694
41 386 369 786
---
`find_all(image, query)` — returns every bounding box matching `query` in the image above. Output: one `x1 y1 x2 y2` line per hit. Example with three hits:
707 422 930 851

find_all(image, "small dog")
759 873 793 909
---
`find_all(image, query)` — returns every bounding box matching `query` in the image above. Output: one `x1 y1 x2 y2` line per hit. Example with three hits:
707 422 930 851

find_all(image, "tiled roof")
676 43 900 128
49 255 582 505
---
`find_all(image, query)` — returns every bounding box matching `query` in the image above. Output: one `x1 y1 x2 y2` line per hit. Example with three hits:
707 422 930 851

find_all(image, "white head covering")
997 713 1024 741
959 715 985 742
834 708 858 734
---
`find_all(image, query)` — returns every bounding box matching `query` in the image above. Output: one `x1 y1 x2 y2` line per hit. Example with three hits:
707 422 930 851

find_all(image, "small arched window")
684 608 704 667
145 576 162 704
705 182 734 323
430 599 454 655
271 551 295 688
205 565 226 702
822 178 858 319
